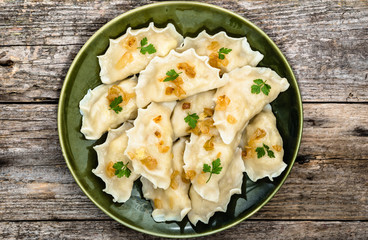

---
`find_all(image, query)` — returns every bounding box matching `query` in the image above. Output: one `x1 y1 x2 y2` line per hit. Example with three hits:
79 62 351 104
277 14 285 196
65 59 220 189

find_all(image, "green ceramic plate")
58 1 302 238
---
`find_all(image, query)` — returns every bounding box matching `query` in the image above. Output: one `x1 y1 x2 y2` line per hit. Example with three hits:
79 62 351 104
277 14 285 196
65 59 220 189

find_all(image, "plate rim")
58 1 303 238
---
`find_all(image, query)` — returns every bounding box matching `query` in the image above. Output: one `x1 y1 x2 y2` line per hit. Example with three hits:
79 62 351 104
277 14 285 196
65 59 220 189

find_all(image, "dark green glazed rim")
58 1 303 238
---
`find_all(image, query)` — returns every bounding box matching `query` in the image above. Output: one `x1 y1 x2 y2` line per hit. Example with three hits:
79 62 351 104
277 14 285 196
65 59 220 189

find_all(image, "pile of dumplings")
79 23 290 225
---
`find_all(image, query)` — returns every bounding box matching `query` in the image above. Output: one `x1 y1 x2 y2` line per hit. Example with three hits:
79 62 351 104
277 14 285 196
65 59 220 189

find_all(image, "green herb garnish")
218 47 232 59
184 113 199 129
109 96 123 114
203 158 223 183
163 69 182 82
137 37 157 54
251 79 271 96
113 161 131 178
255 143 275 159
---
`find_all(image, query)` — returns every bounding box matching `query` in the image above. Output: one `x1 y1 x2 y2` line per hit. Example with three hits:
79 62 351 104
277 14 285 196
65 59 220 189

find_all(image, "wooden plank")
0 45 78 102
0 103 367 221
300 103 368 161
1 0 367 102
1 103 367 164
0 220 367 239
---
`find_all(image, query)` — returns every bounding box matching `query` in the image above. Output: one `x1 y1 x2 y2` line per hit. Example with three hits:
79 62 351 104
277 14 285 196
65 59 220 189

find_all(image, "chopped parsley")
251 79 271 96
163 69 182 82
109 96 123 114
137 37 157 54
203 158 223 183
255 143 275 159
184 112 199 129
218 47 232 60
113 161 131 178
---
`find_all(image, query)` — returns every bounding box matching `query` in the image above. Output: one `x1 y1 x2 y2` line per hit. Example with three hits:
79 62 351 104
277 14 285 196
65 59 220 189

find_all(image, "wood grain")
1 0 367 102
0 220 367 240
0 103 367 221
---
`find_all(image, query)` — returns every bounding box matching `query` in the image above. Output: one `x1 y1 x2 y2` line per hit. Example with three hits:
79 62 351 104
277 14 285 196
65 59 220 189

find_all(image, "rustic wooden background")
1 0 367 239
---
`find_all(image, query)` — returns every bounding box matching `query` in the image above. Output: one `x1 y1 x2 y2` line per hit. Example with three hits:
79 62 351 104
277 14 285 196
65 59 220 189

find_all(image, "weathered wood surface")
1 0 367 102
1 221 367 240
0 103 367 221
1 0 368 239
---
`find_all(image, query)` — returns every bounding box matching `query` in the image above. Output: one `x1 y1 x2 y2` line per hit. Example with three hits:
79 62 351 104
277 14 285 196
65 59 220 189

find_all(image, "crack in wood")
296 154 312 164
0 59 14 67
304 118 327 127
352 127 368 137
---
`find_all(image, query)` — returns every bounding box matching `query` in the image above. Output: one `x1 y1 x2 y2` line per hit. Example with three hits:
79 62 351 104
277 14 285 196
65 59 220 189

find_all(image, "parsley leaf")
203 158 223 183
261 83 271 95
251 79 271 96
211 158 222 174
163 69 182 82
251 84 261 94
109 96 123 114
184 113 199 129
253 79 264 85
268 150 275 158
218 47 232 60
255 143 275 159
113 161 131 178
137 37 157 54
140 37 148 46
203 163 211 173
255 146 266 158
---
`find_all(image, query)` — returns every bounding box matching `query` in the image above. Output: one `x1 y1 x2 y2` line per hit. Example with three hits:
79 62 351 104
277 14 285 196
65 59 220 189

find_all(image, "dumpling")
213 66 289 144
92 122 140 203
188 148 245 225
79 76 138 140
98 22 183 84
141 138 191 222
177 30 263 74
124 102 176 189
183 114 241 202
135 48 225 108
241 105 287 182
171 90 215 139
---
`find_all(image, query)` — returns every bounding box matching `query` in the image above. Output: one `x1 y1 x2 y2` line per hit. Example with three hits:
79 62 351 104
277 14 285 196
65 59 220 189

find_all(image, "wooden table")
1 0 367 239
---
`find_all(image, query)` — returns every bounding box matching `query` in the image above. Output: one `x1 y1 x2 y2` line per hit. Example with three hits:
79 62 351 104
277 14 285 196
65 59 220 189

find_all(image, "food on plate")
213 66 290 144
79 23 289 226
79 75 138 140
135 48 225 108
183 112 241 202
92 122 140 203
177 30 263 74
188 148 244 225
171 90 216 139
98 22 183 84
141 138 191 222
124 101 176 189
240 105 287 182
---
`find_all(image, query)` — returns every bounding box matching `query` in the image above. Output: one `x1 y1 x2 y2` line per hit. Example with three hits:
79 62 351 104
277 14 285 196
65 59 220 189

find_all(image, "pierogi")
188 148 245 225
92 122 140 203
135 49 225 108
141 138 191 222
124 102 176 189
241 105 287 182
79 76 138 140
171 90 216 139
178 30 263 74
213 66 289 144
183 115 241 202
98 23 183 84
